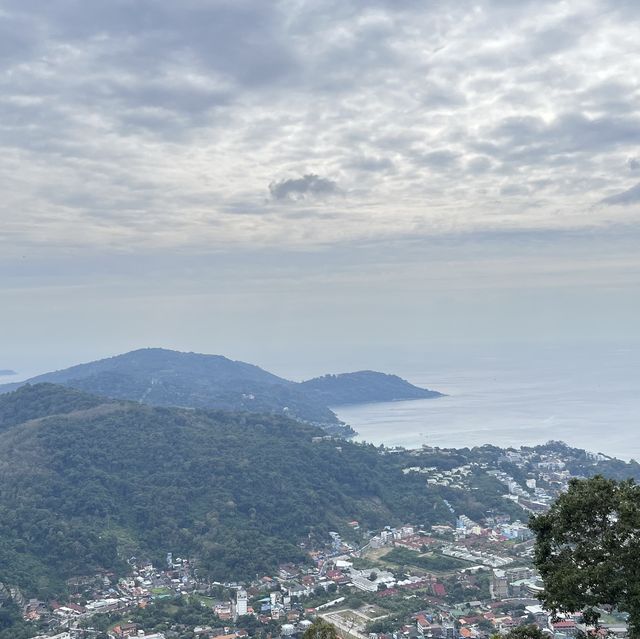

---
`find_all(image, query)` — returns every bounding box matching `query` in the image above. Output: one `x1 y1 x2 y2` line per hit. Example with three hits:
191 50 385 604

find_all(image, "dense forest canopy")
301 370 443 405
0 384 448 599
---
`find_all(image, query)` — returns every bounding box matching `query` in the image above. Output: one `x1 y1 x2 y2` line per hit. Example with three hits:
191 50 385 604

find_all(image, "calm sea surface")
334 344 640 461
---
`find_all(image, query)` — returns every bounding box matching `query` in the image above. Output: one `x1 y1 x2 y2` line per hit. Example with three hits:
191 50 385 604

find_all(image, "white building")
236 588 248 617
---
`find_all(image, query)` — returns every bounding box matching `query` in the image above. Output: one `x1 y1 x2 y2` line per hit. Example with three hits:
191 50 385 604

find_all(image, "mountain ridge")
0 348 442 432
302 370 444 405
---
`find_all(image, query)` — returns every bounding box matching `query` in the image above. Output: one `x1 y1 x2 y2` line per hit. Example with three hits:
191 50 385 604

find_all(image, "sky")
1 0 639 379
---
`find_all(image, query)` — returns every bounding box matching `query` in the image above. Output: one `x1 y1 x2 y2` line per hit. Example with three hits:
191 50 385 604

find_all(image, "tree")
368 571 378 581
477 619 495 632
502 625 546 639
302 618 339 639
530 476 640 637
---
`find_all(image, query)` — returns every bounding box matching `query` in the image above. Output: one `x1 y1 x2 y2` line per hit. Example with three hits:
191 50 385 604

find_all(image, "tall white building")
236 588 248 617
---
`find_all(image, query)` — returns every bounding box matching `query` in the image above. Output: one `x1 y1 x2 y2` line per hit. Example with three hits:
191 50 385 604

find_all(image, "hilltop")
302 371 443 405
0 348 442 432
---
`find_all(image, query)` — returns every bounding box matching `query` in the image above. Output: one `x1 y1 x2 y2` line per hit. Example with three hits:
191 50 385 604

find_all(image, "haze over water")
334 343 640 461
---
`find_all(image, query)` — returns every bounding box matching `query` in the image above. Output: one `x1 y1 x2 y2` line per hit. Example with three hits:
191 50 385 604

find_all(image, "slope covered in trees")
0 383 104 431
0 384 450 599
0 348 337 425
301 371 443 405
0 349 443 430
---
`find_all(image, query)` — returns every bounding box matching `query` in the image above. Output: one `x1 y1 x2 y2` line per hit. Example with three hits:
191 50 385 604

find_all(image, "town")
15 442 631 639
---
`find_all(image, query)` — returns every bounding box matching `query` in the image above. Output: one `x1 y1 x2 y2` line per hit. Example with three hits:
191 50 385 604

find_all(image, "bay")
334 343 640 460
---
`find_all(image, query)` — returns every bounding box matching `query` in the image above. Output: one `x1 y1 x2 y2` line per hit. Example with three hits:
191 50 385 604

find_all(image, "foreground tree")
530 476 640 637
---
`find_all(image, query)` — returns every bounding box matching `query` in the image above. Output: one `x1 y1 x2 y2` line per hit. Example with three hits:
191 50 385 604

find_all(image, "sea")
333 342 640 461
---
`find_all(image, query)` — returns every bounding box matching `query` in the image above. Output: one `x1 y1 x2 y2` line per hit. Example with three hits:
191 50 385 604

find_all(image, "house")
112 623 139 638
417 615 431 634
553 620 578 637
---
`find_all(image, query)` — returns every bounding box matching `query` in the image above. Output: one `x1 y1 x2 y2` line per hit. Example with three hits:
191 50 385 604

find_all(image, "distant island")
0 348 442 436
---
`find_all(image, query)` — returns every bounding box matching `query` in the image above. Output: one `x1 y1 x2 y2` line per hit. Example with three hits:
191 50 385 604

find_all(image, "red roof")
553 621 577 628
433 583 446 597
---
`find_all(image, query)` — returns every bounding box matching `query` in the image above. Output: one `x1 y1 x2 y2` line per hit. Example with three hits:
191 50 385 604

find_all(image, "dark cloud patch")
629 158 640 172
269 174 340 201
600 182 640 206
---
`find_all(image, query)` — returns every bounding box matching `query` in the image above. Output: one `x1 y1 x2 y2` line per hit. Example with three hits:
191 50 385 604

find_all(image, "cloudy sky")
1 0 639 378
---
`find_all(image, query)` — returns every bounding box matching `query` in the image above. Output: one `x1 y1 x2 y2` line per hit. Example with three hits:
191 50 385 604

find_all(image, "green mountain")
0 383 104 431
0 349 442 430
0 383 450 599
301 371 444 405
0 349 337 425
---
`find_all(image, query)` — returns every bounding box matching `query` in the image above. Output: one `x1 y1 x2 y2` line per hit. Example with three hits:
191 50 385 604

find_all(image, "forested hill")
0 348 442 428
301 371 444 405
0 383 451 598
0 383 105 431
0 349 337 425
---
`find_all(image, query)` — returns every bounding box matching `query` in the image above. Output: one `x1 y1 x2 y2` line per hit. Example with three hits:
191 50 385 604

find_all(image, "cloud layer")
1 0 640 255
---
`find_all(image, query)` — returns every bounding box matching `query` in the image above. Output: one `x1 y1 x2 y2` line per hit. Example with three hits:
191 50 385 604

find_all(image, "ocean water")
334 343 640 461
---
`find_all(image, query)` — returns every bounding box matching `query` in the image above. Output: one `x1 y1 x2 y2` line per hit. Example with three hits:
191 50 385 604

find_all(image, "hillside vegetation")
302 371 443 405
0 384 451 598
0 349 441 430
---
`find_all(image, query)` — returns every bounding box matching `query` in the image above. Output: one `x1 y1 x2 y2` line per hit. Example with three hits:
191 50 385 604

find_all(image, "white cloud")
0 0 639 258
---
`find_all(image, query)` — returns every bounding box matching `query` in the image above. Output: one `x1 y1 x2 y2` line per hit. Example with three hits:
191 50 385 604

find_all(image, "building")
236 588 248 617
491 569 508 599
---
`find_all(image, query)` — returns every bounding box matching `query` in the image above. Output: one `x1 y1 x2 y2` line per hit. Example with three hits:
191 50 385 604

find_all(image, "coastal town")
11 443 629 639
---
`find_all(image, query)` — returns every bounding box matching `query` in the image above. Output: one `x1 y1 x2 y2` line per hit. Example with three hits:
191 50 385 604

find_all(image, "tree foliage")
0 384 449 598
531 475 640 637
502 626 546 639
302 618 340 639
